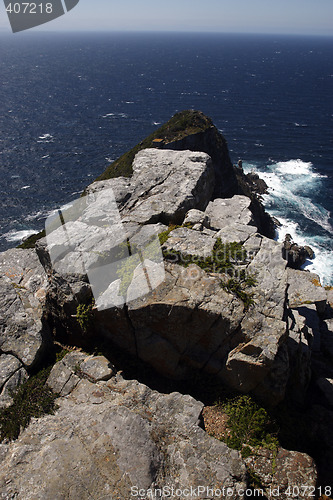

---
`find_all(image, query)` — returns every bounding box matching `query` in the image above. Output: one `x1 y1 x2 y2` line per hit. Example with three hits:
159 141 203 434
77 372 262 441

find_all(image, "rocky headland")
0 111 332 498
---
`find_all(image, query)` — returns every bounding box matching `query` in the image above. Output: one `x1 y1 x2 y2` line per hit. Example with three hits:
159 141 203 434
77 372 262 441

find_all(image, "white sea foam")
38 134 53 140
102 112 128 119
37 133 54 143
4 229 38 243
243 159 333 285
276 218 333 285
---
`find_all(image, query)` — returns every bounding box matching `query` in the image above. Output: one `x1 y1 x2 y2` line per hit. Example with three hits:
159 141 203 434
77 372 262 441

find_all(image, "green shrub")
162 238 246 274
76 300 95 333
217 395 279 458
221 275 256 311
0 368 57 442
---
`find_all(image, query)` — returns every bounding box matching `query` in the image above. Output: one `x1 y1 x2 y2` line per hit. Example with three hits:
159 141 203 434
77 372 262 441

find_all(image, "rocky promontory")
1 111 332 497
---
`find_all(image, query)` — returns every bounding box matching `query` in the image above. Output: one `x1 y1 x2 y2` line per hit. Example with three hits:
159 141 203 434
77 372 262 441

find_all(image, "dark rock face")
161 124 239 199
282 234 314 269
244 171 268 195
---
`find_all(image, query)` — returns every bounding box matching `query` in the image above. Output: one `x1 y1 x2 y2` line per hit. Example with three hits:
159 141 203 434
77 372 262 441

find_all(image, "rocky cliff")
1 111 333 496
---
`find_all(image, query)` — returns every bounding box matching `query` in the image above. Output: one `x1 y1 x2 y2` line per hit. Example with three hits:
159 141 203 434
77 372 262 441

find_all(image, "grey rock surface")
204 196 255 231
216 223 257 244
0 249 51 368
29 148 328 407
244 447 317 500
122 149 215 225
287 269 327 314
0 354 28 409
163 226 216 259
47 351 115 397
0 366 247 499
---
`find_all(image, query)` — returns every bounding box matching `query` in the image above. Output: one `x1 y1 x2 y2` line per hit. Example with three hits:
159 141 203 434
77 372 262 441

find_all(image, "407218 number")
5 3 53 14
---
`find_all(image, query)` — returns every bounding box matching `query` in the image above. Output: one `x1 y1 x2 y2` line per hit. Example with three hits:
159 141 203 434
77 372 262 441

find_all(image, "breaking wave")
244 159 333 286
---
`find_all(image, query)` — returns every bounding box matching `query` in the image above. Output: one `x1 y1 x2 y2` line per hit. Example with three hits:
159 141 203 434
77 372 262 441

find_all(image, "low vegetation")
76 300 95 333
0 367 57 442
161 231 256 310
215 395 279 460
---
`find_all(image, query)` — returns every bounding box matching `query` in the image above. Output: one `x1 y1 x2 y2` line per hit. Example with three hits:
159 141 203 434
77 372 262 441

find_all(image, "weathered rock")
286 309 313 403
321 319 333 362
47 351 115 397
244 447 317 499
287 268 327 315
0 249 51 368
158 113 239 200
244 171 268 195
163 227 216 259
183 208 206 227
204 195 255 231
0 366 247 499
122 149 215 225
0 354 28 409
221 236 289 405
282 234 314 269
216 223 257 244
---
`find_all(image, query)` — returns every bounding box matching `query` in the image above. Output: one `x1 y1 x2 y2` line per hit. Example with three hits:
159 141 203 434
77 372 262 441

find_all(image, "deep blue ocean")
0 32 332 284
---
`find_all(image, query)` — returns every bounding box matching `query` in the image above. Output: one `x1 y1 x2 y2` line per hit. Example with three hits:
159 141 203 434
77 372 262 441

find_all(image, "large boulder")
123 149 215 225
0 359 247 499
204 195 255 231
0 249 51 370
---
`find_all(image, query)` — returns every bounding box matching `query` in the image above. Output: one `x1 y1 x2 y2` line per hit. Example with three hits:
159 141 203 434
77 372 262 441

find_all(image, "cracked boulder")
96 230 290 406
0 249 51 372
0 365 247 499
47 350 115 396
204 195 256 231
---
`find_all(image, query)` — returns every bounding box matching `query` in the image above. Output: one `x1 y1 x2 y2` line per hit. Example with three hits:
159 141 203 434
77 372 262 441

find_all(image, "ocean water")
0 32 332 284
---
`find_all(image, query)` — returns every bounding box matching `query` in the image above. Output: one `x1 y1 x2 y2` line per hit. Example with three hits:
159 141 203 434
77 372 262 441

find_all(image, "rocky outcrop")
0 356 247 499
160 121 239 199
32 146 326 407
282 234 314 269
0 249 51 406
1 112 332 492
244 447 317 500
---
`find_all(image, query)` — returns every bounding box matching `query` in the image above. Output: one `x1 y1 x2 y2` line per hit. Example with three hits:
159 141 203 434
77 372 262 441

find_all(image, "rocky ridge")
1 111 332 495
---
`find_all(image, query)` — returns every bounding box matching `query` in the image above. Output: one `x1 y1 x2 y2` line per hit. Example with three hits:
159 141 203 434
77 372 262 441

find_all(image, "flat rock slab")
0 372 247 499
0 249 50 368
204 195 255 231
287 269 327 313
163 227 216 259
216 223 257 244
